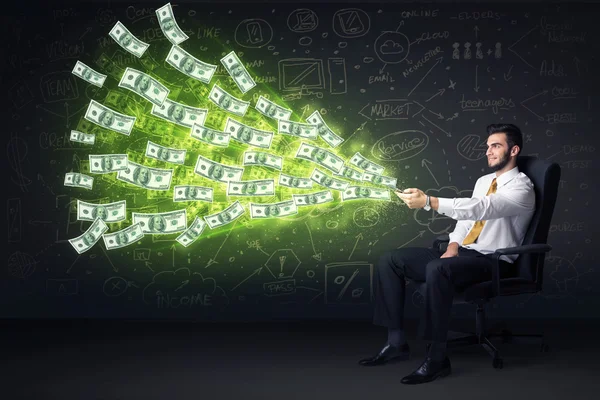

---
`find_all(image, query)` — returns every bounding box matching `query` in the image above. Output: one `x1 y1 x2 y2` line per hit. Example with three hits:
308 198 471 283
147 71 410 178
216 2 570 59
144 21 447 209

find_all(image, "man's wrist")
430 196 439 211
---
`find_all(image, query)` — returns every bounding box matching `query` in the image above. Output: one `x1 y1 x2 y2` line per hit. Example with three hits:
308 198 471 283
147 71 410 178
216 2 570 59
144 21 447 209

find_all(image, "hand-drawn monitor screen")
278 58 326 92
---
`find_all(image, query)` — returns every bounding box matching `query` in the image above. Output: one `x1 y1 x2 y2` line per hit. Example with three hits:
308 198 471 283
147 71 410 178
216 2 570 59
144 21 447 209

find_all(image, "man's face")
188 187 198 198
83 69 92 80
163 19 174 31
318 124 328 135
121 33 132 46
308 195 317 204
158 148 170 161
102 112 114 126
266 104 277 117
244 183 257 194
103 157 113 171
95 207 108 220
267 205 280 216
257 153 267 163
322 177 332 186
291 178 299 187
231 65 243 77
487 133 512 172
172 106 185 120
202 130 215 141
182 58 194 72
138 168 150 184
240 127 252 142
117 232 127 244
315 150 326 161
84 233 95 244
358 187 370 197
211 165 224 179
152 216 165 231
291 124 301 135
139 76 150 91
220 95 231 108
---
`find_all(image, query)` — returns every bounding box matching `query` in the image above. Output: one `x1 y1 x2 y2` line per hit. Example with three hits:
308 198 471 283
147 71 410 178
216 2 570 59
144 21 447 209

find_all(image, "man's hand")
440 250 458 258
394 188 427 209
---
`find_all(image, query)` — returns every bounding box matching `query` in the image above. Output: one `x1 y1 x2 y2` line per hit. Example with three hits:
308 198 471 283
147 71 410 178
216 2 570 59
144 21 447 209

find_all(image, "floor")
2 318 599 400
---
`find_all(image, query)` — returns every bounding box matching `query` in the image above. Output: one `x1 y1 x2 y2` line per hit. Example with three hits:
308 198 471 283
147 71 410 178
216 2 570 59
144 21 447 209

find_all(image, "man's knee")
425 258 451 281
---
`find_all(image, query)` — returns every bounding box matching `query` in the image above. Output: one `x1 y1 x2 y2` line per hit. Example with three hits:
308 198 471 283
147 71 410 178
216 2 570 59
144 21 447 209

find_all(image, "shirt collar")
494 166 519 188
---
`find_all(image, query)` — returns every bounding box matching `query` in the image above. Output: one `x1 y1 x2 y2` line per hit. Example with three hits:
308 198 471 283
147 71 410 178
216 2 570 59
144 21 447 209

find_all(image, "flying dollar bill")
306 110 344 148
295 142 344 174
362 172 397 188
292 190 334 207
334 166 364 182
243 151 283 171
190 123 230 147
279 173 313 189
227 179 274 196
278 119 318 140
208 84 249 117
145 141 186 165
176 216 207 247
68 217 108 254
310 168 349 191
89 154 128 174
156 3 188 45
250 200 298 219
151 98 207 128
224 117 273 149
133 209 187 234
84 100 136 136
72 60 106 88
109 21 149 58
194 155 244 183
166 45 217 84
220 51 256 94
255 95 292 121
117 160 173 190
173 185 213 202
70 130 95 145
118 67 170 107
64 173 94 190
349 152 385 175
342 186 391 201
203 201 245 229
103 223 144 250
77 199 126 223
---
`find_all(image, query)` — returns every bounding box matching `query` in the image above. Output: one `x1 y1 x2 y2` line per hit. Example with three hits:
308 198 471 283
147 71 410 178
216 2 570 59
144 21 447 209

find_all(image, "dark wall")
3 1 599 320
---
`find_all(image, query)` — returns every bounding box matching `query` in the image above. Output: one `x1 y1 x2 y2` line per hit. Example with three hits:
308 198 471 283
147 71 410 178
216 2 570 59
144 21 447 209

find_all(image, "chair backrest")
514 156 561 286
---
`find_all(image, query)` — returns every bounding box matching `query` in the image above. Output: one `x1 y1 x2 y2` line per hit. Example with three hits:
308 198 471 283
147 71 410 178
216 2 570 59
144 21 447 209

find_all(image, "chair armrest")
490 244 552 297
493 244 552 256
432 234 450 250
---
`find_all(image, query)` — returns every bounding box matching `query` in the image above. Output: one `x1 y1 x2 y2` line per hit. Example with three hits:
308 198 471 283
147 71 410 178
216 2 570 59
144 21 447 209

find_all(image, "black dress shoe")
358 343 410 366
400 356 451 384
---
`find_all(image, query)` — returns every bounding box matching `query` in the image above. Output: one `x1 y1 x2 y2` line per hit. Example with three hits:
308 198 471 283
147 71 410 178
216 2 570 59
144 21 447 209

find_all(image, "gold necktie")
462 178 497 245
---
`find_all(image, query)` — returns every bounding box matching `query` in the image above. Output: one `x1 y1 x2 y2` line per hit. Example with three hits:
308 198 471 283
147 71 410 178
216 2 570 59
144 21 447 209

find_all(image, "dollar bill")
203 201 245 229
243 151 283 171
279 173 313 189
220 51 256 94
208 84 249 117
310 168 349 191
190 123 230 147
334 166 364 182
176 216 207 247
224 117 273 149
227 179 274 196
278 119 318 140
89 154 128 174
349 152 385 175
84 100 136 136
295 142 344 174
166 45 217 84
292 190 334 207
250 200 298 219
118 67 170 107
151 98 207 128
306 110 344 148
156 3 188 45
64 172 94 190
342 186 391 201
194 155 244 183
68 218 108 254
117 160 173 190
145 141 186 165
102 223 144 250
173 185 213 202
70 130 95 145
77 199 126 223
255 95 292 121
362 172 397 188
132 209 187 234
72 60 106 88
109 21 149 58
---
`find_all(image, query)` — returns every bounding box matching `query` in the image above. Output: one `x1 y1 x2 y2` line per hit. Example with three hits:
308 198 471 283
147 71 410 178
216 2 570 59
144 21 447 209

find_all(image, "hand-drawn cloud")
380 40 404 55
143 268 229 309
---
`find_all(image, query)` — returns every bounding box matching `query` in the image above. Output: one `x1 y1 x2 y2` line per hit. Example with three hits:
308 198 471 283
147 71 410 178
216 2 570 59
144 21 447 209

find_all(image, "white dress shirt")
436 166 535 263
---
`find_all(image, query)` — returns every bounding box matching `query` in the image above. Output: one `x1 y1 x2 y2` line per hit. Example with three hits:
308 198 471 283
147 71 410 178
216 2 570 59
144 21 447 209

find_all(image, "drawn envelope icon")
337 10 365 34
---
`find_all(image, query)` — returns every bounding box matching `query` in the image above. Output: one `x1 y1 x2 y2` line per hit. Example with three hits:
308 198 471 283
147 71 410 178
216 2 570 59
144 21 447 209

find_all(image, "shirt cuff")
436 197 454 217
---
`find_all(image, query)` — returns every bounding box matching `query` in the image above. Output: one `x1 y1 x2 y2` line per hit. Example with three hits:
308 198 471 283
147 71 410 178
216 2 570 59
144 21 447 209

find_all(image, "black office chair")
412 156 561 369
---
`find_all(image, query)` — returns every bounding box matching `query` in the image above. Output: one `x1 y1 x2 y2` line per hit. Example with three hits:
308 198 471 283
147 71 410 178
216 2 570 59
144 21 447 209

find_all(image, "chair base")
427 326 549 369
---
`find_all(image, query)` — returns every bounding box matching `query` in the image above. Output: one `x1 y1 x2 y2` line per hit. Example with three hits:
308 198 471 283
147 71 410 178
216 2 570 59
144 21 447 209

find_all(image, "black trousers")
372 246 515 342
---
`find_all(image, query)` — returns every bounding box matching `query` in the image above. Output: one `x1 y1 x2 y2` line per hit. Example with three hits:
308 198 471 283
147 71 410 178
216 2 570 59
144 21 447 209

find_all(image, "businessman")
359 124 535 384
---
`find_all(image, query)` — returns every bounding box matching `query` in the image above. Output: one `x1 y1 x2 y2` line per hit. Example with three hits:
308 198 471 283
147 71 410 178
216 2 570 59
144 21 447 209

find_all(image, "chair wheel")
501 329 513 343
540 343 550 353
493 358 504 369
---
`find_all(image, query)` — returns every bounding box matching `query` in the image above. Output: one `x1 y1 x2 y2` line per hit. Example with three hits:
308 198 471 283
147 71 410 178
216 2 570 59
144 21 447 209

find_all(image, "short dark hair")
486 123 523 155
